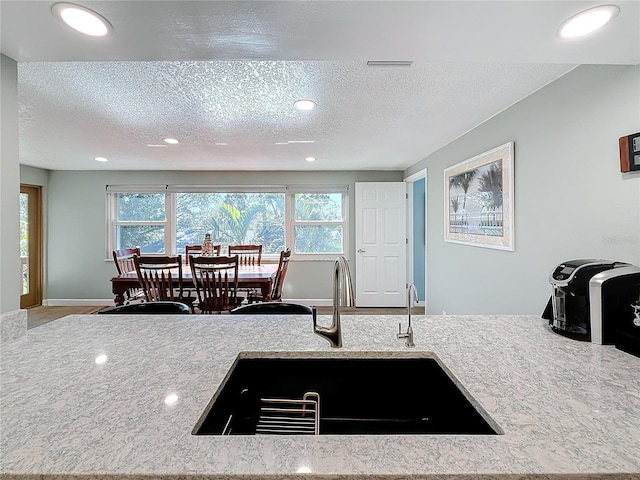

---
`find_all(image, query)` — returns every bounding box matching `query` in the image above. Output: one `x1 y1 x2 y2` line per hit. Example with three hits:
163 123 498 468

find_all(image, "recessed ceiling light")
287 140 316 144
558 5 620 38
94 156 108 162
51 3 113 37
94 354 108 365
294 99 317 111
147 144 167 148
163 138 179 145
305 157 316 162
215 142 228 146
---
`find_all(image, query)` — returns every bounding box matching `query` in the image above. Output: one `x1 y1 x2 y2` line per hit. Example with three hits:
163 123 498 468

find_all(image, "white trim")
283 298 333 307
44 299 114 306
404 170 426 183
287 184 348 193
289 190 349 261
44 298 333 307
167 185 287 193
41 298 421 309
106 185 167 193
107 186 349 261
404 168 428 313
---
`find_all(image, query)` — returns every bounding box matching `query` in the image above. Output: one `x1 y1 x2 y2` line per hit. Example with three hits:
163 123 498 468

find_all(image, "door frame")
404 169 427 309
20 184 43 309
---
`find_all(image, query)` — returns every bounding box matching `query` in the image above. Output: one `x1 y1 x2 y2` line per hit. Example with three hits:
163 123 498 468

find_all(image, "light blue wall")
43 169 402 302
406 64 640 315
1 54 20 314
412 178 425 301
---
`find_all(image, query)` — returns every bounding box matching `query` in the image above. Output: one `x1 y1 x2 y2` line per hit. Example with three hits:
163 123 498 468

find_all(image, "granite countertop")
1 313 640 479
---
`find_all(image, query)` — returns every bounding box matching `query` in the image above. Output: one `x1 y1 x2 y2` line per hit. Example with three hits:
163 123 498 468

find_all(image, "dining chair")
97 301 191 315
185 244 222 263
184 245 202 264
133 254 196 313
230 302 316 321
189 255 244 313
248 248 291 303
228 244 262 266
112 247 145 304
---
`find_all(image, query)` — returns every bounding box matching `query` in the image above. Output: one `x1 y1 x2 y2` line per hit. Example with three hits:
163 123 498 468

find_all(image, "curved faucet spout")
313 256 354 348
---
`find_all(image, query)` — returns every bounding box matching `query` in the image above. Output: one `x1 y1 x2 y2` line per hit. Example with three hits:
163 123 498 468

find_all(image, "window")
107 185 347 260
292 193 344 255
176 192 285 255
111 192 168 254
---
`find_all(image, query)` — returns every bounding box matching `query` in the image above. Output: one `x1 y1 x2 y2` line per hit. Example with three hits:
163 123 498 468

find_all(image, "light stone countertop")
1 313 640 479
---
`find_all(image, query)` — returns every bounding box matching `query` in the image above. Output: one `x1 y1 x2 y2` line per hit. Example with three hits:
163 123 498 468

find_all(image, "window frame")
106 189 172 255
107 185 348 262
287 189 348 260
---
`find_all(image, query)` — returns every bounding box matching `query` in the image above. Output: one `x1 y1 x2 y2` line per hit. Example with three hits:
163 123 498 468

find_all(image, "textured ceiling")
3 1 639 172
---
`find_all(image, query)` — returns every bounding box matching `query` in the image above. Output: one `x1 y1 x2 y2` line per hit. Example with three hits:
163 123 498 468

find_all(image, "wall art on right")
444 142 514 251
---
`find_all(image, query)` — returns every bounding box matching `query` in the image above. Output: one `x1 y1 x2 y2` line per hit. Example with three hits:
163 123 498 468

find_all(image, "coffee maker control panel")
548 259 619 287
552 265 576 281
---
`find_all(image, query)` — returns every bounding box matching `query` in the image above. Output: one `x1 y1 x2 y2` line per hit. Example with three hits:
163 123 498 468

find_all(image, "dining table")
111 263 278 306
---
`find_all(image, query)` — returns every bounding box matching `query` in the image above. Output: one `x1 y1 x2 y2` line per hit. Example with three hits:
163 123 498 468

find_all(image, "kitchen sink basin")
193 352 501 435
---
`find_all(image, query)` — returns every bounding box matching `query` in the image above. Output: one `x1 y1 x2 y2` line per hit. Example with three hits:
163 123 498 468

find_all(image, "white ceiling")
2 1 639 172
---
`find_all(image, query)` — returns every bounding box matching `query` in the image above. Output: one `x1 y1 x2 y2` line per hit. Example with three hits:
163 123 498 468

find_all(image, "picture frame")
444 142 514 251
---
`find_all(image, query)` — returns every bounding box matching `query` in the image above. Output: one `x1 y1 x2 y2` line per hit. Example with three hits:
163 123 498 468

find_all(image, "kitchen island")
1 313 639 479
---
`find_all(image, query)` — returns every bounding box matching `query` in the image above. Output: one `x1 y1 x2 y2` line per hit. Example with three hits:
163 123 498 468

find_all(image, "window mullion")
285 193 294 251
167 192 176 255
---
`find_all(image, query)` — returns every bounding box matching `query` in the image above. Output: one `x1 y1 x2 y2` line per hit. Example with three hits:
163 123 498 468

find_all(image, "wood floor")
26 304 423 330
26 305 104 329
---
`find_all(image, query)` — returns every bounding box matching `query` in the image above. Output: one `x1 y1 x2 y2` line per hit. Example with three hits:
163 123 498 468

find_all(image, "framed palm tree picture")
444 142 514 251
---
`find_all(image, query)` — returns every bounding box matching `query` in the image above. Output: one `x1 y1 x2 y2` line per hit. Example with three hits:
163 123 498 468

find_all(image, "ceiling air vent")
366 61 413 67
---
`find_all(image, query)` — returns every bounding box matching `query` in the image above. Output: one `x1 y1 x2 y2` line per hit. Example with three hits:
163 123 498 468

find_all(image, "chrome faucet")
313 256 354 348
397 283 418 347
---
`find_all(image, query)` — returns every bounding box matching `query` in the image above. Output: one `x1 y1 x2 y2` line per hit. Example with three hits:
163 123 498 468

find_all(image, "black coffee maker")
589 265 640 357
542 259 628 341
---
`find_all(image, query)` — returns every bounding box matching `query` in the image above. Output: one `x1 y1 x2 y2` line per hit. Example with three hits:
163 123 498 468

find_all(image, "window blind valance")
165 185 287 193
106 184 348 194
286 185 348 193
106 185 167 193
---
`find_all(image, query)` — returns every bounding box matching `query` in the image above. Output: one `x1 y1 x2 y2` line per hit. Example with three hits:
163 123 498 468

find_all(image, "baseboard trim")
282 298 332 307
44 299 114 307
44 298 334 307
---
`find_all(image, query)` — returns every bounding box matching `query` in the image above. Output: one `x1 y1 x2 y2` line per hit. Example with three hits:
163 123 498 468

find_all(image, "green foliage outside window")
114 190 345 257
116 194 166 252
176 193 285 254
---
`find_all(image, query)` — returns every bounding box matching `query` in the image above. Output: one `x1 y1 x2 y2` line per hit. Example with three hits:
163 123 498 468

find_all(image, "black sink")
193 352 501 435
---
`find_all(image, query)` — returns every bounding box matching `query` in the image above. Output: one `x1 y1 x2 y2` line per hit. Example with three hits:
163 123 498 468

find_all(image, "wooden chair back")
185 244 221 263
228 244 262 266
134 255 186 303
269 248 291 302
189 255 243 313
112 247 144 304
184 245 201 264
112 247 141 275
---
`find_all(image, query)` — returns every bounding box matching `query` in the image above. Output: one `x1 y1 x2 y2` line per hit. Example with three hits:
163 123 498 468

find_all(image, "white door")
355 182 407 307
